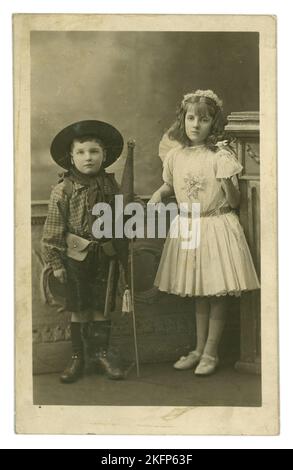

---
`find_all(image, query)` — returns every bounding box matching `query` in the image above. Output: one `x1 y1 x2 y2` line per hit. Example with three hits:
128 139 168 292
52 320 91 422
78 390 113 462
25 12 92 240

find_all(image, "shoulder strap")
62 177 74 199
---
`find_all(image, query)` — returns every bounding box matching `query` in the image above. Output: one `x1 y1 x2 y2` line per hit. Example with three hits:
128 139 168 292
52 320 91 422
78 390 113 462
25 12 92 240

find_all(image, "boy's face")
71 139 105 175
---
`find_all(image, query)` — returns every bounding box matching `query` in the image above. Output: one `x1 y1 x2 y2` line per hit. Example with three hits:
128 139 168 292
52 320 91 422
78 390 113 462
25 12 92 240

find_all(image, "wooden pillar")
225 112 261 374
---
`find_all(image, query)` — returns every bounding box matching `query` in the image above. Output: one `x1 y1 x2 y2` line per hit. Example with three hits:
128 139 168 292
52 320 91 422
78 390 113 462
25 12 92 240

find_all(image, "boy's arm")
42 186 68 271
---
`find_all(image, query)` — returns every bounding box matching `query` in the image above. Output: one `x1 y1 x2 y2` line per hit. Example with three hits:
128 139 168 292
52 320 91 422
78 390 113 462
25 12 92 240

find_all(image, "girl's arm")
148 183 174 204
221 177 241 209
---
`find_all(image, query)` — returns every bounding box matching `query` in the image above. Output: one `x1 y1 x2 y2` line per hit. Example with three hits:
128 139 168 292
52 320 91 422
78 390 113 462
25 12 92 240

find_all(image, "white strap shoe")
194 354 219 376
173 350 202 370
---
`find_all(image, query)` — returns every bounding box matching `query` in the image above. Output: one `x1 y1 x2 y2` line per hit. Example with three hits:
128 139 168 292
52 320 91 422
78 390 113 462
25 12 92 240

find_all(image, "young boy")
42 120 126 383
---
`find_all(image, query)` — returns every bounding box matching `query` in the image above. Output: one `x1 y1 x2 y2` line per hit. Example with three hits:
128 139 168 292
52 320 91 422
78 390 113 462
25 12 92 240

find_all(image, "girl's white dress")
154 143 260 297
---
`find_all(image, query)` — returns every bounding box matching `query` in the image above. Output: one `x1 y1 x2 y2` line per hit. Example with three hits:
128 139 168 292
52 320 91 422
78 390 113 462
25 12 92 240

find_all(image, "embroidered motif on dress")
182 173 205 199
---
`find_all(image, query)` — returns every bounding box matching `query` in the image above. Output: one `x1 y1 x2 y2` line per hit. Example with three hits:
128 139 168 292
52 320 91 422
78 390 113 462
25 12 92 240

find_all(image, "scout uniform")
42 120 127 382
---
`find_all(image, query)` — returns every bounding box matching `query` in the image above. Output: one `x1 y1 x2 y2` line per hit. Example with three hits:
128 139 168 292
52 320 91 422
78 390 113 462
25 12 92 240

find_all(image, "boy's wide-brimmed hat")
50 120 124 169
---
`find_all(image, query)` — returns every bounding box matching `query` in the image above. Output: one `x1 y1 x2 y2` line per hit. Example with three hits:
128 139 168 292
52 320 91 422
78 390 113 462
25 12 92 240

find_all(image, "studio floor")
34 362 261 407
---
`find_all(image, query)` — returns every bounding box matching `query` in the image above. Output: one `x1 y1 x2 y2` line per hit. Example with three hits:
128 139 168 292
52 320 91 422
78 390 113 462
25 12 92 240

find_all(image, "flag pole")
121 139 140 377
130 237 140 377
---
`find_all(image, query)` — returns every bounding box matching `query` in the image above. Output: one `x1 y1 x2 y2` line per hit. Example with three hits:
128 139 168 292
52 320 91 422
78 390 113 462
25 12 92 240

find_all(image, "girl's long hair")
168 94 231 151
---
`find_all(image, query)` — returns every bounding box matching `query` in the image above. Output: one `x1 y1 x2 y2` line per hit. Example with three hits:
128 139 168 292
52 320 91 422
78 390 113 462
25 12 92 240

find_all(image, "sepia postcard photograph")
14 13 278 435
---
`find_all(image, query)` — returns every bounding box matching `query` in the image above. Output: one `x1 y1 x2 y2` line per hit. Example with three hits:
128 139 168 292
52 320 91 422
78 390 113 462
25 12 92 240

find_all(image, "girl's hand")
53 268 67 284
148 191 162 205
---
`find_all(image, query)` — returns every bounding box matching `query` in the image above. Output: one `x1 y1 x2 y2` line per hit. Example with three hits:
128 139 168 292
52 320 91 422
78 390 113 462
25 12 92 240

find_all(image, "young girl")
42 120 126 383
149 90 260 375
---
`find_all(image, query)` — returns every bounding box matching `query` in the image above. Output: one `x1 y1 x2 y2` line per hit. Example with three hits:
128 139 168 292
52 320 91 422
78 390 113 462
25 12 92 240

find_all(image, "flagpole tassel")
122 286 132 314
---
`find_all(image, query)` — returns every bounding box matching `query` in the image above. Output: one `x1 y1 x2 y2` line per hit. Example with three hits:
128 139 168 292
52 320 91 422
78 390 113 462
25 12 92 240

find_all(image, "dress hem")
155 286 260 298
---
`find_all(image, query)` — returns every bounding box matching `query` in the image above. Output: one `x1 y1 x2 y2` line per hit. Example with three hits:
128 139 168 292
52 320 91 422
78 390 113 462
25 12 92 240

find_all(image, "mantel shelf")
225 111 260 133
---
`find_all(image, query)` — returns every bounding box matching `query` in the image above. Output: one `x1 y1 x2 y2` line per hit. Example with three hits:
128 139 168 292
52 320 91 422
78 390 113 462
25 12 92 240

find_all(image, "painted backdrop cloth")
154 145 260 297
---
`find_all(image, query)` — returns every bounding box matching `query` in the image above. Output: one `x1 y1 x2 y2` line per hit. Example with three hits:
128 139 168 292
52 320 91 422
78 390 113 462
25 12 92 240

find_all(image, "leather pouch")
66 233 91 261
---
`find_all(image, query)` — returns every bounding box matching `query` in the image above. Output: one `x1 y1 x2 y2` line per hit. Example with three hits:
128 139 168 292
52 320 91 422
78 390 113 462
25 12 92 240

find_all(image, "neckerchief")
61 166 119 235
68 166 106 209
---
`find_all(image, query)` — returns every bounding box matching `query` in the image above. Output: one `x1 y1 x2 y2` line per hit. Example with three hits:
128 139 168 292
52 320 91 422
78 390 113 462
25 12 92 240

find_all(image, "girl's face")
71 139 105 175
184 104 213 145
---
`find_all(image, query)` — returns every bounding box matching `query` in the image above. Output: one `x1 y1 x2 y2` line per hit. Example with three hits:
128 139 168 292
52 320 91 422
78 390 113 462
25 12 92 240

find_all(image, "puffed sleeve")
216 149 243 179
162 148 177 187
158 131 181 162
